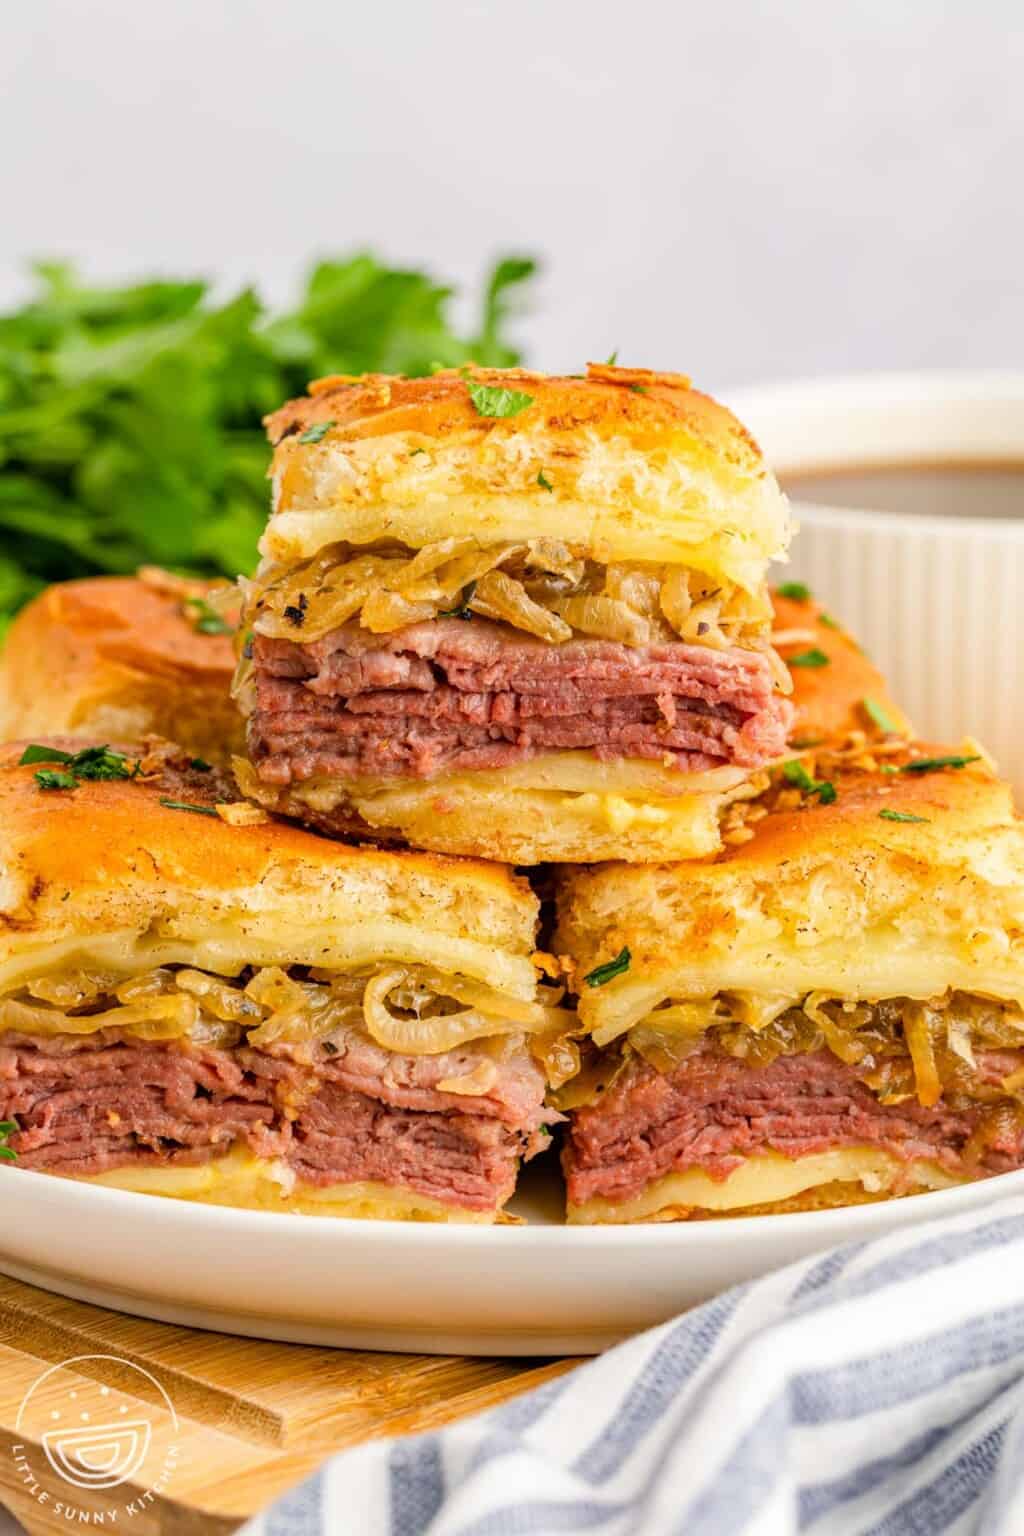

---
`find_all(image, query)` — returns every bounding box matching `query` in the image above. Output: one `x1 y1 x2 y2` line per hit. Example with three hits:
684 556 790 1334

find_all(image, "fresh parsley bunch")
0 253 536 638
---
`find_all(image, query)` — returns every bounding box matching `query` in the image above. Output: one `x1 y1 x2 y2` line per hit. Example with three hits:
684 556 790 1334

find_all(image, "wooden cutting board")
0 1275 581 1536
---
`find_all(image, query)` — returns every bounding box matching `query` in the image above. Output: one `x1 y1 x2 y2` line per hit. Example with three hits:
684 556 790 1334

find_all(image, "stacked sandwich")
2 361 1023 1225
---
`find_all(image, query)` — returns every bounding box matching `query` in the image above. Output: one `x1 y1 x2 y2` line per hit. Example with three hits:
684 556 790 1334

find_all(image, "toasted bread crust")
262 364 791 586
0 738 539 989
0 576 244 765
556 744 1024 1036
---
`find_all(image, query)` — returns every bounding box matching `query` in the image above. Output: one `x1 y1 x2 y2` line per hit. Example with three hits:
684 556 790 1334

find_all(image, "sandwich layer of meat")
248 619 791 784
0 1029 549 1213
564 1047 1024 1210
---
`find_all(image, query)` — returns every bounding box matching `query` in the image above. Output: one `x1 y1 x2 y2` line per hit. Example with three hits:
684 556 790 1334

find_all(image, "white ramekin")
729 372 1024 796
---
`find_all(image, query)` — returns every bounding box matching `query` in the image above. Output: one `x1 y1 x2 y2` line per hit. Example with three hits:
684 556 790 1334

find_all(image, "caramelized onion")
469 570 572 643
549 595 651 646
903 1004 943 1107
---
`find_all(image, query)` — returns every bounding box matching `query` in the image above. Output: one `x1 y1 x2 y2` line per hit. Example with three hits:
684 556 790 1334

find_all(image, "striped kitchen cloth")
244 1194 1024 1536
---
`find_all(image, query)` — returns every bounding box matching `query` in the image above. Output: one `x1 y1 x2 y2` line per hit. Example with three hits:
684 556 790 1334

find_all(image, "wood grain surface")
0 1276 580 1536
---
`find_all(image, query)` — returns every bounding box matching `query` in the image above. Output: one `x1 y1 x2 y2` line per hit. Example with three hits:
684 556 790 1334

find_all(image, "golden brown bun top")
718 743 1005 873
0 739 538 974
0 574 243 768
267 363 762 466
262 365 792 585
771 587 912 746
556 742 1023 1029
5 574 236 685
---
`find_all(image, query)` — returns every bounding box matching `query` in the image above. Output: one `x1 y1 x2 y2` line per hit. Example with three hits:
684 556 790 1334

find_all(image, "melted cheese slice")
566 1148 961 1224
78 1148 495 1222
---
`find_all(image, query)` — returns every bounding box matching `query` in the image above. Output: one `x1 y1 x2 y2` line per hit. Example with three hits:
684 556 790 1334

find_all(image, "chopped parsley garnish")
818 612 840 630
35 769 79 791
0 1120 17 1162
787 648 830 669
781 759 837 805
776 581 811 601
189 757 213 772
584 947 631 988
183 595 234 636
298 421 334 444
879 764 899 775
439 580 477 620
159 798 219 818
21 743 140 792
537 470 554 492
879 809 929 823
605 349 619 365
628 383 648 394
863 696 900 735
464 378 535 419
409 447 427 457
899 754 981 775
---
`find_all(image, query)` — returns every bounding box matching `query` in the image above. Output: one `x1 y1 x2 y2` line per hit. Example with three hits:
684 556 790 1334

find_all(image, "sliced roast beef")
249 618 792 782
564 1047 1024 1207
242 1028 550 1128
0 1027 548 1209
287 1084 542 1211
0 1033 285 1176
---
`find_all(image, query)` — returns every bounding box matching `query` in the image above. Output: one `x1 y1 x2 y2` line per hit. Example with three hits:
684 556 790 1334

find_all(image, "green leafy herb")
537 470 554 492
465 378 535 419
21 742 140 792
781 759 837 805
183 595 233 635
0 1120 17 1162
787 648 830 669
605 350 619 365
899 755 981 775
19 743 74 766
879 809 929 823
159 797 219 818
298 420 334 445
628 383 648 394
0 254 536 640
439 580 477 620
189 757 213 772
776 581 811 601
879 764 899 775
863 696 900 734
409 447 427 457
584 947 631 988
35 768 79 791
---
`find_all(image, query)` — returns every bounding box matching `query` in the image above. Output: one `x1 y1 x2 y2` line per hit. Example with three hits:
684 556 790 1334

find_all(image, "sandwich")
0 571 244 766
554 741 1024 1222
0 738 564 1221
234 363 794 863
771 583 910 748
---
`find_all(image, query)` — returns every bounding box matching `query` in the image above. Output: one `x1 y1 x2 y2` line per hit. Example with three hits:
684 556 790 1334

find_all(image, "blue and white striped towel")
244 1194 1024 1535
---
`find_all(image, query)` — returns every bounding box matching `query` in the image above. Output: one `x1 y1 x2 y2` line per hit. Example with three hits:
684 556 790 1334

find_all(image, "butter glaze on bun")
556 744 1022 1044
0 574 244 766
262 363 791 589
0 737 539 999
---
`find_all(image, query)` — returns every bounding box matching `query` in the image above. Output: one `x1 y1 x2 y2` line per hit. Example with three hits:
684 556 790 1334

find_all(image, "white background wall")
2 0 1022 392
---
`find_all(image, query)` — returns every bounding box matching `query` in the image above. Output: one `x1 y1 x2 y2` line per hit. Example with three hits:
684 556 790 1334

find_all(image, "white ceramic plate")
3 1157 1023 1355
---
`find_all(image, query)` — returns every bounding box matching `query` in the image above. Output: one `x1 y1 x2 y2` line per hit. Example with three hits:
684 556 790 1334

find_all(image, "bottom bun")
565 1147 961 1224
235 753 759 864
78 1147 500 1223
